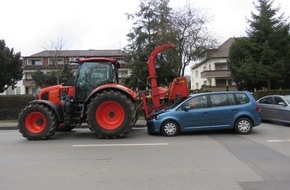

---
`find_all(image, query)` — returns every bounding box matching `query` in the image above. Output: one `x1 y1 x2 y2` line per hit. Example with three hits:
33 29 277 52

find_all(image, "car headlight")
150 114 160 121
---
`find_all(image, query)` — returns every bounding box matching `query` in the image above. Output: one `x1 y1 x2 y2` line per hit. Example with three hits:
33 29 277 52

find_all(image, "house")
1 49 131 95
190 38 237 91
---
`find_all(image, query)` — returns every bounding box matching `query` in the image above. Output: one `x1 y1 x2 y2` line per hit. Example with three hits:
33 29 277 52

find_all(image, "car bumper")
252 115 262 127
147 120 161 134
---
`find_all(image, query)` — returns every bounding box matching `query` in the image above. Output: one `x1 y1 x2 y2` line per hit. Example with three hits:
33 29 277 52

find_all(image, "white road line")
72 143 168 147
267 140 290 143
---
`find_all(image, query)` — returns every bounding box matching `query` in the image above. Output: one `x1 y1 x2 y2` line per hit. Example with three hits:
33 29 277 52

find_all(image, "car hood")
149 108 171 117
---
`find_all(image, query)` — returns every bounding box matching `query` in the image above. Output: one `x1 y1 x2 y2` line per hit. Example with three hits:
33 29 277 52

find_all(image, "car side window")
209 94 230 107
184 95 207 109
274 97 285 105
259 97 273 104
227 94 235 105
235 93 250 104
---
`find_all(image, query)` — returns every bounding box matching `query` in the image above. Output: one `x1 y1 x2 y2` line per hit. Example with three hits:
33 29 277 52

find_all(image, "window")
25 73 33 79
235 93 250 104
273 97 285 105
76 62 113 100
27 58 43 66
184 95 207 109
259 97 273 104
215 63 227 70
208 93 247 107
227 94 235 105
195 70 198 78
210 94 230 107
216 79 227 86
48 58 64 65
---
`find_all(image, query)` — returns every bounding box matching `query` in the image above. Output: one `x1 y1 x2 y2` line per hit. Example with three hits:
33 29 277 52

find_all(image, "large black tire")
18 104 58 140
87 90 135 138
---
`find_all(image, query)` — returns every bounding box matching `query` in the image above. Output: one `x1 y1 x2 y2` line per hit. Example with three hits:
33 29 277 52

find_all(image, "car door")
258 96 275 120
272 96 289 122
179 95 210 131
206 93 237 128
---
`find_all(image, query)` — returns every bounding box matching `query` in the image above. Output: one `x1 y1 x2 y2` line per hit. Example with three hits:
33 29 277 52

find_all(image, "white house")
190 38 237 91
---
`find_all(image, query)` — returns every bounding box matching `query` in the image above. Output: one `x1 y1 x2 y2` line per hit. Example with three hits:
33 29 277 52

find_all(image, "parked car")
147 91 261 136
257 95 290 124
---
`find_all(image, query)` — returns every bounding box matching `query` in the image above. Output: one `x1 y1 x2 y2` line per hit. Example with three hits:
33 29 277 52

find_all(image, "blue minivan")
147 91 261 136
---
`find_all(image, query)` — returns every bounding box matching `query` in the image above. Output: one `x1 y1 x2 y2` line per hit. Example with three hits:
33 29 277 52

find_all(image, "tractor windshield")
76 61 116 100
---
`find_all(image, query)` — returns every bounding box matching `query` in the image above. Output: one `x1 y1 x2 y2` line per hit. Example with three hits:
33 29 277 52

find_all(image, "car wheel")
161 120 179 136
235 117 253 134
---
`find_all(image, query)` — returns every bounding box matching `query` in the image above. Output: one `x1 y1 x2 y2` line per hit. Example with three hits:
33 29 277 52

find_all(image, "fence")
0 108 22 120
0 94 34 121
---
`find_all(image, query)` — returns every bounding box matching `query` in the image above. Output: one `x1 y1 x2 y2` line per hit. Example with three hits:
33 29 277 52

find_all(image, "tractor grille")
60 87 69 95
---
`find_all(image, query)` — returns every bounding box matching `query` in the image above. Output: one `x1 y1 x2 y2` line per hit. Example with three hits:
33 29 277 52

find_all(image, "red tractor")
18 43 189 140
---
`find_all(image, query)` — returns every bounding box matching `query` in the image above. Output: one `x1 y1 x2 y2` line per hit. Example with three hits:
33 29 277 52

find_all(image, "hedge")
252 90 290 100
0 95 35 120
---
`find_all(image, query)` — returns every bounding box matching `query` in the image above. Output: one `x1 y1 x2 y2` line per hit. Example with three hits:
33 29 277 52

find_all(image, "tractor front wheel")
87 90 135 138
18 104 58 140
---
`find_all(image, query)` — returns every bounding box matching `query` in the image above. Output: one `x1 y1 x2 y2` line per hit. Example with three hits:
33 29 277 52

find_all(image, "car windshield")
283 95 290 104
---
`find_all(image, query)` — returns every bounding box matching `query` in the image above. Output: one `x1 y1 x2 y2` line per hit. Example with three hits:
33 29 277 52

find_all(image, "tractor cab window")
76 61 113 100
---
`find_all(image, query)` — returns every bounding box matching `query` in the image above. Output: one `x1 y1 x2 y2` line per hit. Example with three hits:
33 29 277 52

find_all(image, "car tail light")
256 104 260 112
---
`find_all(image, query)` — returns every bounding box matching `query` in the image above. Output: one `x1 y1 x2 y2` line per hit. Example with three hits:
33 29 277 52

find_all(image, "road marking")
72 143 168 147
267 140 290 143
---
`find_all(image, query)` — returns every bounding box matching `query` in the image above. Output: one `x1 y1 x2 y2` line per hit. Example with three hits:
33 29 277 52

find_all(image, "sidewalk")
0 120 147 130
0 122 17 130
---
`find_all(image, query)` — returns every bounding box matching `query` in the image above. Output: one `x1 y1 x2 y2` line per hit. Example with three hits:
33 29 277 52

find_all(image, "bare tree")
172 4 218 76
41 36 70 84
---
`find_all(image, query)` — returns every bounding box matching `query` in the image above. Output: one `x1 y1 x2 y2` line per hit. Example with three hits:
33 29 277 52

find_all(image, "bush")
0 95 35 120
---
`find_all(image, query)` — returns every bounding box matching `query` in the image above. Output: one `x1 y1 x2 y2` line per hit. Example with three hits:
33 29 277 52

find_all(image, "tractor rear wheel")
18 104 58 140
87 90 135 138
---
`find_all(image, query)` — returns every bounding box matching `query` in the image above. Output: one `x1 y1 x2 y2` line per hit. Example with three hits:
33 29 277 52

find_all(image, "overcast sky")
1 0 290 56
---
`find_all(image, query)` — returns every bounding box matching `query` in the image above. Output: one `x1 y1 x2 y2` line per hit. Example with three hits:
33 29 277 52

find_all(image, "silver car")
257 95 290 124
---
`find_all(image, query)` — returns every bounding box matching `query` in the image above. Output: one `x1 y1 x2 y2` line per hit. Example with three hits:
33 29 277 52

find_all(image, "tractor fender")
86 83 139 103
28 100 63 122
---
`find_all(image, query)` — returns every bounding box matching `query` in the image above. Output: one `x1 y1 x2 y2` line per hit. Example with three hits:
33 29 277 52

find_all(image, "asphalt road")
0 122 290 190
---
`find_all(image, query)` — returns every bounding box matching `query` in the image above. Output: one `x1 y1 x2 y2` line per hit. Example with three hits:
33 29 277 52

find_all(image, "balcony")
23 79 35 87
201 70 231 78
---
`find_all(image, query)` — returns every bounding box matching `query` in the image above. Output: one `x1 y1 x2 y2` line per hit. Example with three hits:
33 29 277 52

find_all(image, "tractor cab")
74 58 120 100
